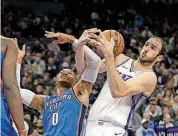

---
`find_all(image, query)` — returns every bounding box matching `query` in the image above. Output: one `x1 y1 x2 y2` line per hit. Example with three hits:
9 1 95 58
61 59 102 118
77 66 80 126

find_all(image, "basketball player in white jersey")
44 29 166 136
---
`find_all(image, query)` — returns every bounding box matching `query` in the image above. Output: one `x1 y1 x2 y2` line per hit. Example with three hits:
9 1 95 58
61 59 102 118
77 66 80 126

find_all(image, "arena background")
1 0 178 135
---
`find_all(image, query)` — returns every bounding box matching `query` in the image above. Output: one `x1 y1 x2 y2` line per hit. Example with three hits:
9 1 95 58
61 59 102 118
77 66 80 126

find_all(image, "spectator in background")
142 112 155 129
143 112 150 121
162 106 175 119
173 70 178 93
163 88 174 99
132 112 142 132
31 53 46 75
136 119 156 136
134 15 143 28
157 69 169 87
47 42 61 55
43 73 52 84
156 93 163 107
35 119 43 136
24 52 33 68
159 113 174 128
44 83 54 96
141 26 153 39
172 95 178 113
35 85 44 95
145 97 162 116
174 109 178 126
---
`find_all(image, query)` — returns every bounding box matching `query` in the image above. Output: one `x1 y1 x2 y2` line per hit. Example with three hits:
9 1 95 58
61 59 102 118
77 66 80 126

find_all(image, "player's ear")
157 55 163 62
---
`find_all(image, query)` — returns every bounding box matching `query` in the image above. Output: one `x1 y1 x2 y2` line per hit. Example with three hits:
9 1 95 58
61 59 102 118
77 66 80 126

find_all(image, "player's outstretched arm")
2 39 25 134
17 62 46 112
44 30 106 74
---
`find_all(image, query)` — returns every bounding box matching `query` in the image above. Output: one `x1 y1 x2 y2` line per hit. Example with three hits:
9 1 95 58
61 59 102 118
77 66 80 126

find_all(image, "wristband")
18 129 26 134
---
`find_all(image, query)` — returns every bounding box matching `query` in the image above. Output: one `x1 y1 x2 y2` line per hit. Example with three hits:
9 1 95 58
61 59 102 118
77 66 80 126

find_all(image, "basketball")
102 30 125 57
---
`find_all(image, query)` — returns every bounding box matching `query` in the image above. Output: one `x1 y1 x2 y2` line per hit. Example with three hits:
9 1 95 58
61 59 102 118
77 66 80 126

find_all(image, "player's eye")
151 47 155 50
145 43 149 46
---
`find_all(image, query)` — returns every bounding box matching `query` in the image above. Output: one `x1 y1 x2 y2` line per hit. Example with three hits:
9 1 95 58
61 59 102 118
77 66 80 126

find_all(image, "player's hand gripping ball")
102 30 125 57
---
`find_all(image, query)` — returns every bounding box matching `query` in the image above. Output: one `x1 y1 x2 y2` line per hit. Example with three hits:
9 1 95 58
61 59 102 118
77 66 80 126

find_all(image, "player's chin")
139 57 147 62
58 80 73 88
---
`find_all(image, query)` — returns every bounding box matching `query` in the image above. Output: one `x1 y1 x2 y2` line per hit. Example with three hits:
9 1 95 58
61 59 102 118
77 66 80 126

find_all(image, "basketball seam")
114 32 123 55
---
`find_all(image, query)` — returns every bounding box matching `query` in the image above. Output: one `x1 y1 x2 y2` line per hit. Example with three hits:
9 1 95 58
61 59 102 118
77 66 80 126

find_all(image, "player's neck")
134 60 153 71
59 87 71 94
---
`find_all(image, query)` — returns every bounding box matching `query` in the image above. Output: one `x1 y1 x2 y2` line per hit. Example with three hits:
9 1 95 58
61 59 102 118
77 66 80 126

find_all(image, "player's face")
56 69 75 89
139 38 162 64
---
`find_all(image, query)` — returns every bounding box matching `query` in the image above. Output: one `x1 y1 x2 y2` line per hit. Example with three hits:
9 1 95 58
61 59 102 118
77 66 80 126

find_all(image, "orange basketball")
102 30 124 57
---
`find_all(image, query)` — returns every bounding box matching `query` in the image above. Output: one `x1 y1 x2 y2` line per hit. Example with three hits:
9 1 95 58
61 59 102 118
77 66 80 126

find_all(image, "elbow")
111 92 126 98
110 85 128 98
111 93 119 98
110 90 122 98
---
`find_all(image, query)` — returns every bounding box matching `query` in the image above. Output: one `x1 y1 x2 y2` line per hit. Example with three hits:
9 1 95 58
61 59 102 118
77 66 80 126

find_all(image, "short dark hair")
149 97 157 102
151 36 167 56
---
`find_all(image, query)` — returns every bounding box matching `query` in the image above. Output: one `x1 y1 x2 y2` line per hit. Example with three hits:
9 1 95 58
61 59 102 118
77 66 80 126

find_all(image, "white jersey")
88 58 149 129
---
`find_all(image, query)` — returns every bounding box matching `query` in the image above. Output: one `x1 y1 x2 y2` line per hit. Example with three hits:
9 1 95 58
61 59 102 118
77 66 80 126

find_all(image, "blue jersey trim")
0 51 4 62
72 88 87 108
116 58 130 67
78 105 87 136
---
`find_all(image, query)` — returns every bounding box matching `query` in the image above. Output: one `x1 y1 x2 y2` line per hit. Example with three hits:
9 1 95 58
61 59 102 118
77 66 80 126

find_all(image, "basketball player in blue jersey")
15 30 101 136
0 36 26 136
44 29 166 136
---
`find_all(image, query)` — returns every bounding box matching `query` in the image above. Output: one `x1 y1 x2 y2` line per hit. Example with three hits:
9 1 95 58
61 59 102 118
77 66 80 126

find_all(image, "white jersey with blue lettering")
86 58 149 132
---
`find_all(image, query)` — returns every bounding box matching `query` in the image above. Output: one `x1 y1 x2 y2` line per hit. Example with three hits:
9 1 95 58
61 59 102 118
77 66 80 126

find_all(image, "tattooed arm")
29 94 46 111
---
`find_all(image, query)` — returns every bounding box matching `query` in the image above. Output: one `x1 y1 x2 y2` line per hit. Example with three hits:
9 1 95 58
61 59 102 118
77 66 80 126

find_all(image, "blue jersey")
0 51 4 92
0 51 18 136
43 89 87 136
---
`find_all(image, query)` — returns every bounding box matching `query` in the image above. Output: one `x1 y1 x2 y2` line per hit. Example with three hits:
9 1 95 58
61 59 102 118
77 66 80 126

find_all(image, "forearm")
4 84 25 130
3 41 25 131
73 39 100 75
81 47 101 83
19 88 43 112
75 44 85 74
105 54 128 97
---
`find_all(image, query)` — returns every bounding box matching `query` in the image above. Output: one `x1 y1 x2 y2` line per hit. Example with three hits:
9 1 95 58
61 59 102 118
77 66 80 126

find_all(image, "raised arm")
15 41 46 112
1 38 25 134
72 31 101 107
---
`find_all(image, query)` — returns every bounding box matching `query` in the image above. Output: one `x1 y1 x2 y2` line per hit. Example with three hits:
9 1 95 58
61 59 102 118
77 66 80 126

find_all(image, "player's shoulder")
1 36 18 53
115 54 131 66
115 54 129 60
143 71 157 81
0 35 13 44
0 35 10 54
138 71 157 86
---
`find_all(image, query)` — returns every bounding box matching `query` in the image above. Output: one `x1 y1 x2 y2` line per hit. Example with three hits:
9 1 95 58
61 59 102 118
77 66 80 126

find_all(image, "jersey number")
52 113 58 126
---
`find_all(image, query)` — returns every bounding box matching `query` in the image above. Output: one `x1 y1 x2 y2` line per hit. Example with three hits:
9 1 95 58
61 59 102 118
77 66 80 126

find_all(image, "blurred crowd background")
1 0 178 135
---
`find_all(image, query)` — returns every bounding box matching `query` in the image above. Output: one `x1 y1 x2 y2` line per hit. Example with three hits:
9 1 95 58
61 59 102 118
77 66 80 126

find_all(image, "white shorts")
83 121 127 136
